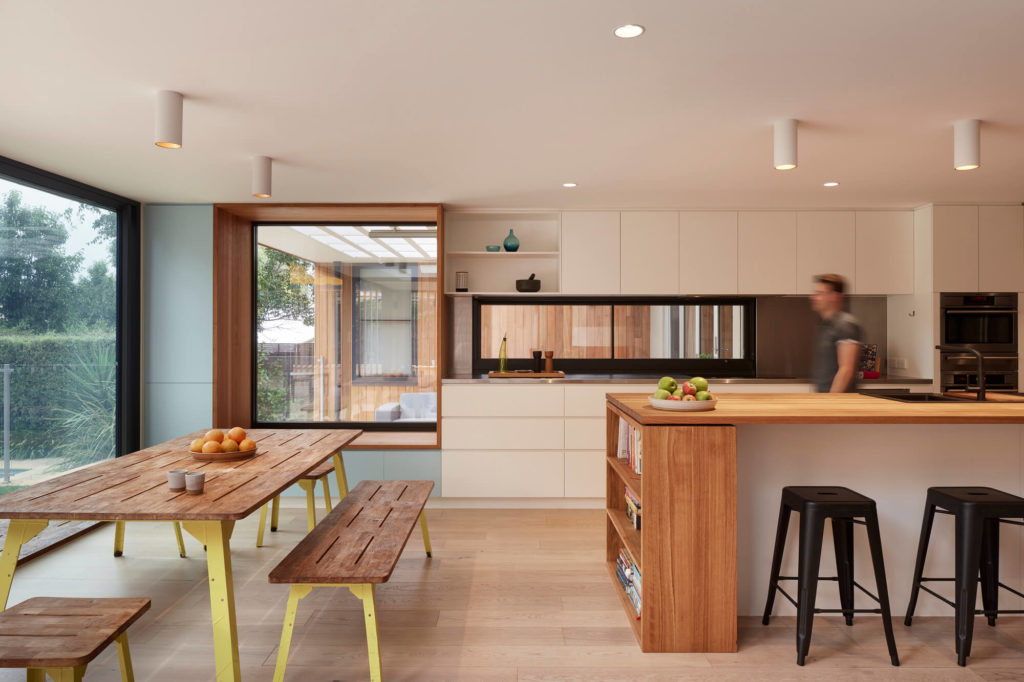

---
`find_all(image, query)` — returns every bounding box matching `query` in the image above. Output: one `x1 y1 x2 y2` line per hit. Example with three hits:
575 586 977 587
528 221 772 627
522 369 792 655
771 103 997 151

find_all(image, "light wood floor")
1 509 1022 681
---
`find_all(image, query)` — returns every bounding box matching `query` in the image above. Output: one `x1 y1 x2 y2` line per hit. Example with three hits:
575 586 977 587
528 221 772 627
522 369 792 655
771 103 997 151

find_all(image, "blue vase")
503 229 520 252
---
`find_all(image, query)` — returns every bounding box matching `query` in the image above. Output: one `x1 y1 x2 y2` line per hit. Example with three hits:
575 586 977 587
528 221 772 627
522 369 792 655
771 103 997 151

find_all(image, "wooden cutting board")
488 371 566 378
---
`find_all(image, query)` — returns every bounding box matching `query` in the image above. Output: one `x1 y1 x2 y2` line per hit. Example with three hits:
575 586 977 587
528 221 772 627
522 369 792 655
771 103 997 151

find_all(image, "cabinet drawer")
442 450 564 497
565 417 606 450
565 450 606 498
564 384 651 417
442 384 565 417
441 417 564 450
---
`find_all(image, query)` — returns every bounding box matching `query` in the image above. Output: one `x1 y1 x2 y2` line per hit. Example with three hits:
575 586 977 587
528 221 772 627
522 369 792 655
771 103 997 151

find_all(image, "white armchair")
375 392 437 423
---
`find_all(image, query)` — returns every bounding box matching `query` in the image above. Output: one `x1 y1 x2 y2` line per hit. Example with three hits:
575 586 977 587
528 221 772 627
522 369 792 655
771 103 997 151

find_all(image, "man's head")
810 273 846 318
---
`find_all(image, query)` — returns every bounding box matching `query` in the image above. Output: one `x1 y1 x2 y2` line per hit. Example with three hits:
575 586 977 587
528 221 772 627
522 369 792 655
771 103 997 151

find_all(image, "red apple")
667 394 682 401
682 394 697 401
682 381 697 396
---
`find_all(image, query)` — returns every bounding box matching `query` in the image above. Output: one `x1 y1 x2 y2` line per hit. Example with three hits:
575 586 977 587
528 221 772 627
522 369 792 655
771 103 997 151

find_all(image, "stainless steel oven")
939 293 1018 392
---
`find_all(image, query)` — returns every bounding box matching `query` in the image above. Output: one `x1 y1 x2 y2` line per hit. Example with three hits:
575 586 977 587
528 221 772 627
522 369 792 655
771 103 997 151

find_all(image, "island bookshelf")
605 398 738 653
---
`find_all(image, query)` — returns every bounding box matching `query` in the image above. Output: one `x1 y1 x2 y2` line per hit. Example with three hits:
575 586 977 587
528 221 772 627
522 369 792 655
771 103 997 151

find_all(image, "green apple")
672 388 684 398
653 389 671 400
657 376 677 392
695 390 712 401
691 377 709 393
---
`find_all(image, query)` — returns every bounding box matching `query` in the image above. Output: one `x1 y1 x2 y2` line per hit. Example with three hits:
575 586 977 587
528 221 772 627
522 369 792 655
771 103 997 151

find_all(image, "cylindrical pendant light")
154 90 183 149
252 156 272 198
953 119 980 171
773 119 798 170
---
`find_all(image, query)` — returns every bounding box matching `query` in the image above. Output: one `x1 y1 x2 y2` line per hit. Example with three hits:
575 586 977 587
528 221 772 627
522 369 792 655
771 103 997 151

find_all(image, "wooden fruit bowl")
190 447 258 462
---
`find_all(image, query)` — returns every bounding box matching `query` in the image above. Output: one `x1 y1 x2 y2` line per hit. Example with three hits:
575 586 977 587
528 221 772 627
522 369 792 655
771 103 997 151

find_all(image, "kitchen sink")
867 393 976 403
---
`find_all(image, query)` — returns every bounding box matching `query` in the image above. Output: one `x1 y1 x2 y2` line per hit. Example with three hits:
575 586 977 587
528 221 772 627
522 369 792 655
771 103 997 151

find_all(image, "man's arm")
830 341 860 393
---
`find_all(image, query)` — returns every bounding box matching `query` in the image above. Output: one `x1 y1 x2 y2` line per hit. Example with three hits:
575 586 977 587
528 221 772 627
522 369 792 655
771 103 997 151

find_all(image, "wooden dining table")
0 428 360 682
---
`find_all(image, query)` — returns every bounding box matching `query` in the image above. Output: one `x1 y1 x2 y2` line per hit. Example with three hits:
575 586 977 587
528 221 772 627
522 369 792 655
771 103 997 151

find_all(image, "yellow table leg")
183 520 240 682
348 583 382 682
256 502 269 547
42 665 86 681
115 632 135 682
271 495 280 532
298 479 317 531
419 510 433 558
26 669 45 682
113 520 126 557
321 476 332 514
0 518 47 610
173 522 187 558
272 584 313 682
333 452 349 497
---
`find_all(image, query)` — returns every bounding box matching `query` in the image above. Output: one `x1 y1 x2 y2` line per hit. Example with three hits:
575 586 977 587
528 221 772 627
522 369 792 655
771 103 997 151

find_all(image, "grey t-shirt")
812 311 862 393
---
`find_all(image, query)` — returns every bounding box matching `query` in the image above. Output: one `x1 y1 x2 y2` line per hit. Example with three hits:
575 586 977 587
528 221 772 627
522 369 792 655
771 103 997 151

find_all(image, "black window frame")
472 295 756 377
0 154 141 456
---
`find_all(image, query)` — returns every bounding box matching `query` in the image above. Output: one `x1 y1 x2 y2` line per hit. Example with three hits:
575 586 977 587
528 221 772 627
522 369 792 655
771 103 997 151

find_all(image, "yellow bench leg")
321 476 332 514
333 452 349 498
348 583 382 682
271 495 281 532
113 520 126 557
298 480 317 531
272 584 313 682
173 522 187 558
115 632 135 682
0 519 47 611
183 520 240 682
419 510 432 558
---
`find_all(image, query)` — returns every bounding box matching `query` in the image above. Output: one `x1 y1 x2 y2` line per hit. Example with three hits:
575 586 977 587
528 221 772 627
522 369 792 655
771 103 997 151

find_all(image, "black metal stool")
761 486 900 666
904 486 1024 666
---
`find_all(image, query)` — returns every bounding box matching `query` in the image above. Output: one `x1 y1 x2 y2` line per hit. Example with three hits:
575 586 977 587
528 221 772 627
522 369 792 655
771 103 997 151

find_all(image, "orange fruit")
201 441 223 454
204 429 224 443
238 438 256 452
228 427 246 443
221 438 239 453
189 438 205 452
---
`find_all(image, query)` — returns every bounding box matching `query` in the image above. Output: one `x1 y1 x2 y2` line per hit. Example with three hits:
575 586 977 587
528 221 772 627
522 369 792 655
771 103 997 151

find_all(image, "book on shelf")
615 546 642 617
616 417 642 475
624 489 641 530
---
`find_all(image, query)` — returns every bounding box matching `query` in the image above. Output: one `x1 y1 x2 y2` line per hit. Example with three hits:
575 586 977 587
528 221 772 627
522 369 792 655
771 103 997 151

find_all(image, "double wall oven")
939 293 1018 392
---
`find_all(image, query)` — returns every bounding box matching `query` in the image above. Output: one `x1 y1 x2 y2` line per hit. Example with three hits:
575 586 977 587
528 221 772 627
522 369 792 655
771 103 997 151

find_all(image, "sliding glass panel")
478 304 613 358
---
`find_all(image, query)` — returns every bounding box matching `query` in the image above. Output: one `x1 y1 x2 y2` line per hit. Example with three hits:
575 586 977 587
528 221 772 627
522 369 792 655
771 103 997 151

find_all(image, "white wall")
142 204 214 447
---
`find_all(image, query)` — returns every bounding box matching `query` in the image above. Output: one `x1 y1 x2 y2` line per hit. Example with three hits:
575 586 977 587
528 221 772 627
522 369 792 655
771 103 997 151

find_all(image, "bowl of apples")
648 376 717 411
189 427 258 462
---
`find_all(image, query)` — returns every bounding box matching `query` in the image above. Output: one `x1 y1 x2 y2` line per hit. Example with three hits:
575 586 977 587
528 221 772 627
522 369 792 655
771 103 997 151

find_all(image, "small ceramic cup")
185 471 206 495
168 470 188 492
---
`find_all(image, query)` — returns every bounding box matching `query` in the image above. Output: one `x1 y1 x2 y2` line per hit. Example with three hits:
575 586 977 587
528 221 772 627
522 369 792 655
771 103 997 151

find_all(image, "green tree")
0 191 82 332
256 246 314 330
75 260 116 329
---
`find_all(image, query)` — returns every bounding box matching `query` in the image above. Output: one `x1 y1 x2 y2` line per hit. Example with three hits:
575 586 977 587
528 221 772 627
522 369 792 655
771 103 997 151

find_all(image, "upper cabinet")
737 212 797 294
855 211 914 295
561 211 620 294
796 212 855 295
978 205 1024 292
932 205 979 292
620 212 679 295
679 212 738 294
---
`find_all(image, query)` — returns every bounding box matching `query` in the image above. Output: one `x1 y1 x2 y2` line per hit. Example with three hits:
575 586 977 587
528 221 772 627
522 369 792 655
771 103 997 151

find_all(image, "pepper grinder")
532 349 543 373
543 350 554 374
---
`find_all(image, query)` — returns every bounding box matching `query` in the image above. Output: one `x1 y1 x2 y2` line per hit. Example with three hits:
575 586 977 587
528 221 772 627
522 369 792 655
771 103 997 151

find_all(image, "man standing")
810 274 862 393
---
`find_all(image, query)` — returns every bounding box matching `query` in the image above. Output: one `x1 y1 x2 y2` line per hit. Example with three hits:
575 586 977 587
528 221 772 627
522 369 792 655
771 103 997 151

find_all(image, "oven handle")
944 309 1018 315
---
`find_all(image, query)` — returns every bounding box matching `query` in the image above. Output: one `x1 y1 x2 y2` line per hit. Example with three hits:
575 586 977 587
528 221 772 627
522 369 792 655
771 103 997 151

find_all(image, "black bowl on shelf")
516 273 541 292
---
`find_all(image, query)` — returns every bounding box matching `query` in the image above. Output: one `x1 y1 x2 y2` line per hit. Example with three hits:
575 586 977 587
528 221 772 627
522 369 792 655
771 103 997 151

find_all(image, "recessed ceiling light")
562 182 577 188
614 24 644 38
823 181 840 187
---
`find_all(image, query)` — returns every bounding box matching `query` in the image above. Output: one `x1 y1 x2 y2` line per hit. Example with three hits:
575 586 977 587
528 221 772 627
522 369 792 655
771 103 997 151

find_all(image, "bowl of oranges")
189 427 257 462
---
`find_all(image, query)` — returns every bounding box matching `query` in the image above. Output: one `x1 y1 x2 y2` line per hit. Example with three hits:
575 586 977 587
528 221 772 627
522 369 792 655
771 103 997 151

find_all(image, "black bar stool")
761 486 900 666
904 486 1024 666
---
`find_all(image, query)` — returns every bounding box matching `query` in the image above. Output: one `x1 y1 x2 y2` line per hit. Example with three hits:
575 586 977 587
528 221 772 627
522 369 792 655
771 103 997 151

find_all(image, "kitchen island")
605 393 1024 653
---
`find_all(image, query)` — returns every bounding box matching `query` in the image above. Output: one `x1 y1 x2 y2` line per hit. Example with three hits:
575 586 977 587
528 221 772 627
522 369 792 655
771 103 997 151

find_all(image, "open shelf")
447 251 559 257
444 290 559 297
607 508 641 565
606 560 642 644
606 456 641 503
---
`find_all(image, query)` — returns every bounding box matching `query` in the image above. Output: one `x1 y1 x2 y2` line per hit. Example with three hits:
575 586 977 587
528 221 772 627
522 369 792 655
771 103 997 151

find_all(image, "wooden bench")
0 597 150 681
256 451 350 546
268 480 433 682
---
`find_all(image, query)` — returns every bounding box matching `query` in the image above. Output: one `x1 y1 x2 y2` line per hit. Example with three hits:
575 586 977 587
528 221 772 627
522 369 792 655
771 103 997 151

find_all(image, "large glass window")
475 297 755 376
255 224 437 427
0 165 137 495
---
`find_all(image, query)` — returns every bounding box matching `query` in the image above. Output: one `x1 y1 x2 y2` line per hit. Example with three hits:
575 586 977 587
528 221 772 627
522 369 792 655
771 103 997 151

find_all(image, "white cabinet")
932 206 979 292
979 205 1024 292
442 451 565 497
679 212 738 294
561 211 620 294
564 451 606 498
737 212 797 294
441 417 564 450
443 384 564 417
855 211 914 295
620 212 678 294
796 212 856 295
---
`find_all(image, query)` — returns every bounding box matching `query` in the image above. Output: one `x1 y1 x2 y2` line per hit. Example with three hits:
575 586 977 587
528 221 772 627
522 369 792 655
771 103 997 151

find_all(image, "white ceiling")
2 1 1024 209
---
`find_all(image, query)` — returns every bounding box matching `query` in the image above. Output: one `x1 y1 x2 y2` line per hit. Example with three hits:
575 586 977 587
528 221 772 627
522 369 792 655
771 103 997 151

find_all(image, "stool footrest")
815 608 883 615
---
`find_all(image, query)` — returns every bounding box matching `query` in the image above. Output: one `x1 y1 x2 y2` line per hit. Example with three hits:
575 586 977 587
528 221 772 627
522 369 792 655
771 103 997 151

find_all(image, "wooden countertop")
607 393 1024 425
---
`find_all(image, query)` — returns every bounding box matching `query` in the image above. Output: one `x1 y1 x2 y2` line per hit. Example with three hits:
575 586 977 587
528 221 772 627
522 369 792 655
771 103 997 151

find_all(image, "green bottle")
498 333 508 373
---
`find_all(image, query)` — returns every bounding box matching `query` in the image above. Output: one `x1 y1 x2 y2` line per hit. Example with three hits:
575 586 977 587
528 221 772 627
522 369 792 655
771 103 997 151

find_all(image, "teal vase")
503 229 520 252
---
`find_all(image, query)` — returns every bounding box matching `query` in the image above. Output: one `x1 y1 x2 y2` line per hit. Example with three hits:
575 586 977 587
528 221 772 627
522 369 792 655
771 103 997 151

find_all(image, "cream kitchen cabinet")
855 211 914 295
561 211 620 294
679 212 738 294
796 212 856 295
979 205 1024 292
932 205 979 292
737 211 797 294
620 212 679 294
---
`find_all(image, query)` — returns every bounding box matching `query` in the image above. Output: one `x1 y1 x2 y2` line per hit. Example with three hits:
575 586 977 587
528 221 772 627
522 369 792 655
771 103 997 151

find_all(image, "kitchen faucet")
935 344 985 401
